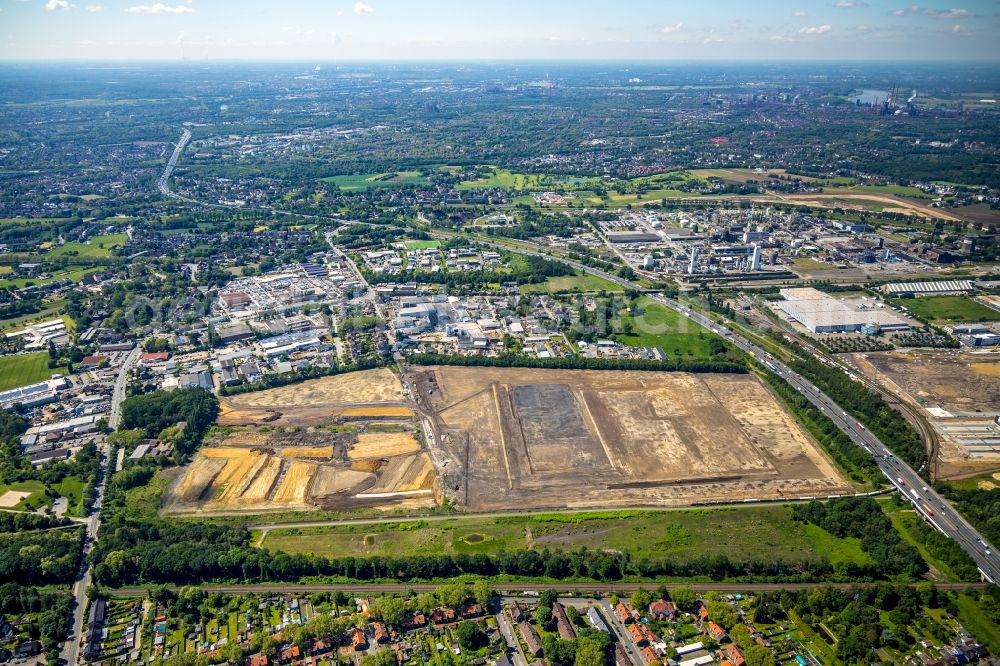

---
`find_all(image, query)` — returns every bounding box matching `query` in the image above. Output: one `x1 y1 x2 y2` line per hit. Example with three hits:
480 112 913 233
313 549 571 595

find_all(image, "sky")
1 0 998 61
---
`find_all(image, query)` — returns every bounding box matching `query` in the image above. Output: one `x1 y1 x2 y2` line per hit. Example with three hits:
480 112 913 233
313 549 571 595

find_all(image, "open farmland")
849 350 1000 477
216 368 408 426
409 366 851 511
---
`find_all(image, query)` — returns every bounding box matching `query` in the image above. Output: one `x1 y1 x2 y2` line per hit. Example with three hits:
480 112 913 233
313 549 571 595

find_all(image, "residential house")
351 628 368 652
648 600 677 621
724 644 745 666
707 622 728 643
614 602 634 624
518 622 542 657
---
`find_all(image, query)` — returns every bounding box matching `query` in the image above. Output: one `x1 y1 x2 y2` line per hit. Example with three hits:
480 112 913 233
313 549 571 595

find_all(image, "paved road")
495 609 529 666
105 581 987 598
157 128 191 197
60 346 141 666
435 232 1000 584
596 599 642 666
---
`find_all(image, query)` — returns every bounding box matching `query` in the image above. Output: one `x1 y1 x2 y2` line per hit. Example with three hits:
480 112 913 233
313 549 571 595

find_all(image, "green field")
455 167 597 191
616 297 714 358
258 505 871 569
402 239 442 250
0 353 66 392
893 295 1000 323
822 184 931 199
53 476 87 516
47 233 126 258
0 265 107 290
519 272 623 294
319 171 428 191
0 480 47 511
955 593 1000 654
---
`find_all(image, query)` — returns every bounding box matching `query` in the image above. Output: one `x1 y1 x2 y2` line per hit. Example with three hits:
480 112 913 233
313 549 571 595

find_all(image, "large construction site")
849 350 1000 478
407 366 852 511
164 369 440 515
165 365 855 515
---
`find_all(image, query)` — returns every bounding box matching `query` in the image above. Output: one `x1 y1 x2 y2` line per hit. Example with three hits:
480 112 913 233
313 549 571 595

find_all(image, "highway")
60 346 142 666
442 232 1000 584
157 128 191 197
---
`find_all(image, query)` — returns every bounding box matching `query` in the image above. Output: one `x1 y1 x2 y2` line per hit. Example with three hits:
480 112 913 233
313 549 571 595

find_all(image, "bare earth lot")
408 366 851 511
217 368 410 426
165 368 438 516
850 350 1000 477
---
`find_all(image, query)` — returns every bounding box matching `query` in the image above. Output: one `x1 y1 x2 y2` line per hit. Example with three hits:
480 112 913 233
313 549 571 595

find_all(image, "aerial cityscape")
1 2 1000 666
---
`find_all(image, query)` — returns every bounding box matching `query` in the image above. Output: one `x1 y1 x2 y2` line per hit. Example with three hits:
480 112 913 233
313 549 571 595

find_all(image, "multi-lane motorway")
451 233 1000 583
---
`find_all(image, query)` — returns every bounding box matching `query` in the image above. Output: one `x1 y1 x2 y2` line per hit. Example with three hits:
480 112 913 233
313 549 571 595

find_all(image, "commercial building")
777 287 910 334
0 376 69 410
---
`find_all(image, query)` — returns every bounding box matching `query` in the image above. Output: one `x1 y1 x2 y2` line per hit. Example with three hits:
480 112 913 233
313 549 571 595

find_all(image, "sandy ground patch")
0 490 31 508
409 366 851 511
341 406 415 418
848 350 1000 477
281 446 335 458
348 432 421 459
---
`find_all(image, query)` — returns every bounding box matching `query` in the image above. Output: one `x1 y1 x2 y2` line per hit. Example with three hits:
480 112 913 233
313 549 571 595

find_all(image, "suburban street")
60 346 141 666
450 233 1000 584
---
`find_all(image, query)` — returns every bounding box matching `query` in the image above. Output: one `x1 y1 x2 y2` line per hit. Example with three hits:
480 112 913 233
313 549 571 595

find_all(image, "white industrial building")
777 287 910 334
883 280 975 295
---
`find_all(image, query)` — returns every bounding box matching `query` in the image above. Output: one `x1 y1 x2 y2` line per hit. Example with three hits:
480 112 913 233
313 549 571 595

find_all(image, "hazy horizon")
2 0 998 62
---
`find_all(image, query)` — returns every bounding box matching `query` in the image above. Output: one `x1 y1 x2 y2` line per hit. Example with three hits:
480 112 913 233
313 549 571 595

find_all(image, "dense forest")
119 388 219 460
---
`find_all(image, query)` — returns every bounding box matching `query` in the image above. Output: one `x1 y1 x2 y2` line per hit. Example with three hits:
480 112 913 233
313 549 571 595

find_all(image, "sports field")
0 353 65 392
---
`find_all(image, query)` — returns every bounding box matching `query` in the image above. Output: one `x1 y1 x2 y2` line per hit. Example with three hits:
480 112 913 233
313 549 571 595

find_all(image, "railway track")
106 581 989 598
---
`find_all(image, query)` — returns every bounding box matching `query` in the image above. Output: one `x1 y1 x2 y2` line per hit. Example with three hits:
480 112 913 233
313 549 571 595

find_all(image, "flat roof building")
777 287 909 334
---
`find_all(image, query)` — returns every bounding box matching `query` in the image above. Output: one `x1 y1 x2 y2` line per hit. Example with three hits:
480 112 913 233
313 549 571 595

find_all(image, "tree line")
406 353 747 374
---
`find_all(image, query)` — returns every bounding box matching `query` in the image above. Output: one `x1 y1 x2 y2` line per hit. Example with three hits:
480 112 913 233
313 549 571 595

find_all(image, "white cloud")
84 4 102 11
835 0 868 7
893 5 970 18
353 2 374 16
792 10 808 17
799 24 832 33
661 22 682 34
927 8 969 18
45 0 75 12
125 3 193 14
769 35 794 42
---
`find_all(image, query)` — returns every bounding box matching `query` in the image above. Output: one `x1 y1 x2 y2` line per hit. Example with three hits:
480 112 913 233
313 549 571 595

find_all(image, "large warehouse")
777 287 910 334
